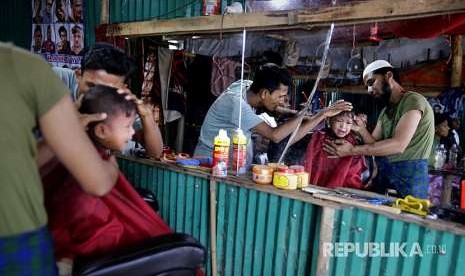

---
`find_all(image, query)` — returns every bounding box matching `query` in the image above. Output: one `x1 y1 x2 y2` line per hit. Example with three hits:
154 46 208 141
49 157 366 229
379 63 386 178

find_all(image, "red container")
202 0 220 15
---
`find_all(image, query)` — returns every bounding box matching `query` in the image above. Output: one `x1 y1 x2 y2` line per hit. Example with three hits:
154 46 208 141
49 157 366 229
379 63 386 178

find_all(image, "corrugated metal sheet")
118 158 321 276
119 158 212 275
329 208 465 276
85 0 101 47
119 158 465 276
108 0 239 23
0 0 32 49
215 182 319 276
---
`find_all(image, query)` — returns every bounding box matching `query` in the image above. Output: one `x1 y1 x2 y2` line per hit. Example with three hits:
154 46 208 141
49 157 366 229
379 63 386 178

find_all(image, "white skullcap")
362 60 393 84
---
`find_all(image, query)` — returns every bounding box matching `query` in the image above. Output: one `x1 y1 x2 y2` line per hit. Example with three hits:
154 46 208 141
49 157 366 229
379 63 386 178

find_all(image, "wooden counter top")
119 155 465 236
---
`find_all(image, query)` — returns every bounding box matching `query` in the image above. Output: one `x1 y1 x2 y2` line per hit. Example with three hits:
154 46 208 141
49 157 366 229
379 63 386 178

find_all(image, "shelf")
104 0 465 37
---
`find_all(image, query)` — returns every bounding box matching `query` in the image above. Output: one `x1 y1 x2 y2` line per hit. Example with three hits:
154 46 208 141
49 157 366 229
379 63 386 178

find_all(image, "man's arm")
37 112 107 167
136 109 163 159
325 110 422 157
253 100 352 144
40 95 118 196
355 120 382 144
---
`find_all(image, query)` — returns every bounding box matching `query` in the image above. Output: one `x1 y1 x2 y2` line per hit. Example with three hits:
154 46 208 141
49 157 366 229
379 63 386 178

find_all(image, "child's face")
435 120 450 138
330 115 353 138
98 112 136 151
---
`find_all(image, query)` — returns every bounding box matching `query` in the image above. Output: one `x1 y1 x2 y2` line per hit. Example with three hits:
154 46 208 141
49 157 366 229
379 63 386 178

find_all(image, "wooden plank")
105 0 465 37
209 178 218 276
315 207 336 276
311 192 402 215
100 0 109 24
451 35 463 87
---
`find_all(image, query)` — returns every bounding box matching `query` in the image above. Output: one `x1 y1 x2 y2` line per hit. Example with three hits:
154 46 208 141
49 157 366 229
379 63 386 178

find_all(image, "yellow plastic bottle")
212 129 230 177
232 128 247 175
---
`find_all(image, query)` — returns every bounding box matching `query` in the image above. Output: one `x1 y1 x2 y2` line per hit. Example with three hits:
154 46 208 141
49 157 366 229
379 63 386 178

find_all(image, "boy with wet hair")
43 85 171 275
305 111 368 189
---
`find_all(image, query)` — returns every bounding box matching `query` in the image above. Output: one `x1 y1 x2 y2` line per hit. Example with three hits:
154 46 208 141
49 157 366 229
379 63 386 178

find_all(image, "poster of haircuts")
31 0 84 68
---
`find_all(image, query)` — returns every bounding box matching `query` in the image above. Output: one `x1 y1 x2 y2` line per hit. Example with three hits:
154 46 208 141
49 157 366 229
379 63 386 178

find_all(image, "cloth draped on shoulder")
41 149 171 260
304 131 367 189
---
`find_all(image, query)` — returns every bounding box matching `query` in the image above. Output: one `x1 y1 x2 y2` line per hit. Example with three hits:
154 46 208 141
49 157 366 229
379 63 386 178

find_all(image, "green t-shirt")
0 43 67 236
378 92 434 163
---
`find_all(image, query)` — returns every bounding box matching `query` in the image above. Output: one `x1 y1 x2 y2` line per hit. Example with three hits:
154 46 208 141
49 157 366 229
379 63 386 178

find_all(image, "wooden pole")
315 207 335 276
100 0 109 25
209 178 218 276
451 35 463 88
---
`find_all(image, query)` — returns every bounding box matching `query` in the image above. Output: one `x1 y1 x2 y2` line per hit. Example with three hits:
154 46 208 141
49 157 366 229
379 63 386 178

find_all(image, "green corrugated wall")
118 158 321 276
118 158 212 274
85 0 101 47
215 182 319 276
0 0 32 49
108 0 241 23
0 0 243 50
329 208 465 276
119 157 465 276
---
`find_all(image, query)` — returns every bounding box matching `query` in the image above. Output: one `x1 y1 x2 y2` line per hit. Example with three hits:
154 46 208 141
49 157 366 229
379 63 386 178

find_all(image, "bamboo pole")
100 0 109 25
209 178 218 276
451 35 463 88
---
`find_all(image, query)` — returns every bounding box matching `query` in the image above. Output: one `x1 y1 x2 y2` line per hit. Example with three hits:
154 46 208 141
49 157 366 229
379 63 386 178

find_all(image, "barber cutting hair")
324 60 435 198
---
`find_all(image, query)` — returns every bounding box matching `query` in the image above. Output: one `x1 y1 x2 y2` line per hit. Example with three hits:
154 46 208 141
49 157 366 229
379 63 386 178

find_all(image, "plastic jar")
289 165 309 189
252 165 274 185
268 163 288 172
273 168 298 190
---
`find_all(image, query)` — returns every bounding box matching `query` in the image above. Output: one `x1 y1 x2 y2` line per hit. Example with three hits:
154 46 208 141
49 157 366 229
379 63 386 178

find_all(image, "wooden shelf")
104 0 465 37
319 84 442 96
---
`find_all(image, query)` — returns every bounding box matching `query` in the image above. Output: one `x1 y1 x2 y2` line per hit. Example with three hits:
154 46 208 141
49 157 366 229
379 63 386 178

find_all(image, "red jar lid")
278 167 294 173
289 165 304 173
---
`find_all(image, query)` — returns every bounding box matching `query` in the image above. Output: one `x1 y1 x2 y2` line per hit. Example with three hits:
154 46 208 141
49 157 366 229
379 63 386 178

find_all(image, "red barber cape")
42 150 172 260
304 131 367 189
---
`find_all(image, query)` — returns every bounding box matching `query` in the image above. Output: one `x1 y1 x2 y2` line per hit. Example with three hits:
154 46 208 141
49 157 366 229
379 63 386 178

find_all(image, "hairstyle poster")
31 0 84 68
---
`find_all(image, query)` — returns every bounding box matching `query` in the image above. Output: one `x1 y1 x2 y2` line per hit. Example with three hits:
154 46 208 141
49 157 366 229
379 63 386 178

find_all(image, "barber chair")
135 187 160 212
72 188 206 276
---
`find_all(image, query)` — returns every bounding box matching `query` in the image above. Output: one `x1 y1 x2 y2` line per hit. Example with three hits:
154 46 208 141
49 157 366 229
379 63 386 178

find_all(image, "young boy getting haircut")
305 111 368 189
43 85 171 273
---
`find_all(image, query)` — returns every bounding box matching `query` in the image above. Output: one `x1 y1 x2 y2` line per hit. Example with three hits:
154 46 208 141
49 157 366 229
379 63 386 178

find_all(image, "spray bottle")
212 129 230 177
232 128 247 175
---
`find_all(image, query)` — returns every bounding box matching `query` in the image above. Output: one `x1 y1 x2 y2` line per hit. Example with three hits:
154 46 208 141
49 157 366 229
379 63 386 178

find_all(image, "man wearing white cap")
324 60 434 198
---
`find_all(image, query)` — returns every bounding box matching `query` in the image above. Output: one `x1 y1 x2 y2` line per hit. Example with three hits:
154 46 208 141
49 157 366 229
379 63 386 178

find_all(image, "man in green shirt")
324 60 434 198
0 43 119 275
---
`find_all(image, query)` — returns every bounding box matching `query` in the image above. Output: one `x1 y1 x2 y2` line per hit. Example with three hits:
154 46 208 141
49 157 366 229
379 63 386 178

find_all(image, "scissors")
393 195 431 216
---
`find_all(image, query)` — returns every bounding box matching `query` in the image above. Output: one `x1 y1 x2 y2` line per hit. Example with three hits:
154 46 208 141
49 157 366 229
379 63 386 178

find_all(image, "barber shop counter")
117 155 465 276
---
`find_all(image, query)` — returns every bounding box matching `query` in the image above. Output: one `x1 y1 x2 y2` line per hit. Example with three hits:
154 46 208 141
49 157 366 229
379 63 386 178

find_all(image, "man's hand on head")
323 100 353 118
116 88 153 119
79 113 107 128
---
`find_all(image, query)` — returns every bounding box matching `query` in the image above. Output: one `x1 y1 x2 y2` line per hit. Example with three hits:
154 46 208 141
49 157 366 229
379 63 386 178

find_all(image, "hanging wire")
277 23 335 164
238 28 246 130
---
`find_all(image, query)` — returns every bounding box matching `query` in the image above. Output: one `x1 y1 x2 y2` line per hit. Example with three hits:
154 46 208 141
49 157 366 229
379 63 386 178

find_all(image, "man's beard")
374 80 392 107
